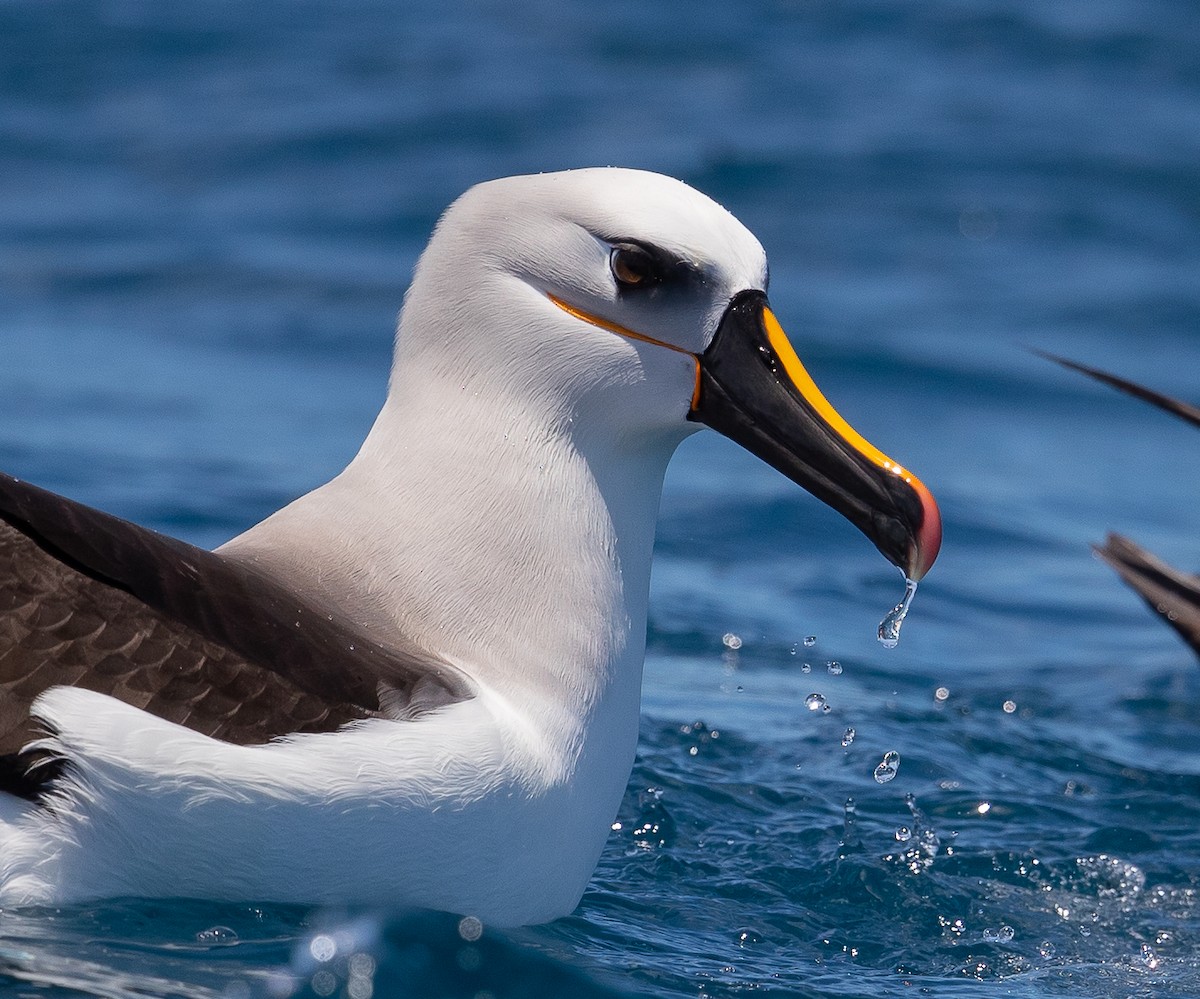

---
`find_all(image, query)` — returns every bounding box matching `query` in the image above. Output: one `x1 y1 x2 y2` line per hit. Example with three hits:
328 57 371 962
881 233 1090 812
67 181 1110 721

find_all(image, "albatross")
0 168 941 925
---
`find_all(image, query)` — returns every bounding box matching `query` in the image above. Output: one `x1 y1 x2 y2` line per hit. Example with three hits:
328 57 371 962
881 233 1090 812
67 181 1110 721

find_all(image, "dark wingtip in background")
1040 352 1200 659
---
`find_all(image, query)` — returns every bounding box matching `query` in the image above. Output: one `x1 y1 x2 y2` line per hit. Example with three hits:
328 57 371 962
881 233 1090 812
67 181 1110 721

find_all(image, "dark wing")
1094 533 1200 658
1036 351 1200 429
0 472 474 796
1038 354 1200 656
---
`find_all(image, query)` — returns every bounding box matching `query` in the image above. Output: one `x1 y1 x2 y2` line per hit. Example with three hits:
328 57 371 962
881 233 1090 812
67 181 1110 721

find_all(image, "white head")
382 167 939 579
389 168 769 449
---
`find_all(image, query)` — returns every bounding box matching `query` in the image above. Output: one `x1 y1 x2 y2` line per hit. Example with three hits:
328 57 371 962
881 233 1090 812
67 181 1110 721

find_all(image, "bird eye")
610 243 661 288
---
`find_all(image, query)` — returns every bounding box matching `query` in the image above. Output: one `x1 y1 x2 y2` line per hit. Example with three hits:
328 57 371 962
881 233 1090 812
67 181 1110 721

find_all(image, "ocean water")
2 1 1199 996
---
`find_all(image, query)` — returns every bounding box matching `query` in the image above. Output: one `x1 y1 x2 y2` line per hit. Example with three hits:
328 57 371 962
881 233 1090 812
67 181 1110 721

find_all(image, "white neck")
221 356 691 771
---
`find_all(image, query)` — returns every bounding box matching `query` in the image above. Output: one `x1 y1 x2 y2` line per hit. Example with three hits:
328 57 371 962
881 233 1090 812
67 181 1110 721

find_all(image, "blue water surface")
2 1 1199 996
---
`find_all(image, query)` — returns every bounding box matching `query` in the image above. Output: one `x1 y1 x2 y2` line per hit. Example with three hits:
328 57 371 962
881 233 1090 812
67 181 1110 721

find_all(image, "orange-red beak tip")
906 477 942 582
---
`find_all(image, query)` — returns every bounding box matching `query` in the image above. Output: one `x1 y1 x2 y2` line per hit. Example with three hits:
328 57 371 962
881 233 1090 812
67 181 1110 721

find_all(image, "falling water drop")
841 727 856 747
804 693 826 712
878 577 919 648
873 750 900 783
803 635 817 647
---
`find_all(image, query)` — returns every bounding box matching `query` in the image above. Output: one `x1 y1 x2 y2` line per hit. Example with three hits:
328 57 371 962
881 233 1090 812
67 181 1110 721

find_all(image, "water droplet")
1038 940 1056 959
841 797 860 849
309 934 337 962
457 916 483 942
841 727 856 747
311 970 337 997
803 635 817 647
721 632 742 650
983 925 1015 943
348 953 375 978
895 825 912 842
878 577 919 648
801 662 812 673
1140 943 1160 969
934 686 950 702
826 660 843 675
804 693 826 712
1002 699 1016 714
196 925 238 946
873 750 900 783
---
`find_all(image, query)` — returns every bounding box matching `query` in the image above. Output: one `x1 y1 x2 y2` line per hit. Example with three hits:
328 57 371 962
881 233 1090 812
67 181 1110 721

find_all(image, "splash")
878 576 919 648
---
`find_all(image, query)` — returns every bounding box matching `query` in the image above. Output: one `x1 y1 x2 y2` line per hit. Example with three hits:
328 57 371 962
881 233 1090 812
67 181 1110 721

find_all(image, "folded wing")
0 473 475 798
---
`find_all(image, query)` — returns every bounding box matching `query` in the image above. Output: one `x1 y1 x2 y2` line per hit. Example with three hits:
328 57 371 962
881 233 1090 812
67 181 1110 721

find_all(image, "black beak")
688 291 941 580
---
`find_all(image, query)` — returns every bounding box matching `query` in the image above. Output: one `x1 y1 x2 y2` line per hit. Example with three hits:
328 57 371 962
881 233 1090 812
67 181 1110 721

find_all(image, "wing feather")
0 472 475 798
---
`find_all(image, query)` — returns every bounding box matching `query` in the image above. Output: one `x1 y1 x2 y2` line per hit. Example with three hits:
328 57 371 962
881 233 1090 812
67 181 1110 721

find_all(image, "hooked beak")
688 291 941 580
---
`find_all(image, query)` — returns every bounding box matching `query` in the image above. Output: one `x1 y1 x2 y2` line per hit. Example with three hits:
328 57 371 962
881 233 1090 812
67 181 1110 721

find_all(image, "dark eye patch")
607 239 700 293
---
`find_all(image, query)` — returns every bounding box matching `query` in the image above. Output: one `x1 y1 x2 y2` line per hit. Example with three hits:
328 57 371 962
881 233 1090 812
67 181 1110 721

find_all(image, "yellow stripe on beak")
762 307 913 483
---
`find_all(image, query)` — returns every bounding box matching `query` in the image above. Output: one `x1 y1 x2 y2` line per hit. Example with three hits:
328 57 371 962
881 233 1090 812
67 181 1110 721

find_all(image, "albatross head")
392 168 940 580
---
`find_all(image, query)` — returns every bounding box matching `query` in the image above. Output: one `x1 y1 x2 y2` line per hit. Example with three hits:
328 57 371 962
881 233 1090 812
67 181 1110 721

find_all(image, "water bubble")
196 925 238 946
457 916 483 942
826 661 843 675
873 751 900 783
934 686 950 702
841 727 856 747
804 635 817 647
804 693 826 712
721 632 743 650
801 662 812 673
983 925 1015 943
878 577 918 648
895 826 912 842
1038 940 1056 959
1002 700 1016 714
